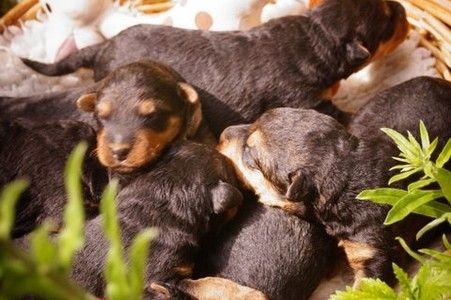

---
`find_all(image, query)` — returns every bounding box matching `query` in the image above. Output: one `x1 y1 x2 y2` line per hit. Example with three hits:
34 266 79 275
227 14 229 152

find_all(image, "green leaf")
419 120 430 151
58 143 87 272
384 190 443 225
392 263 412 298
443 235 451 250
330 278 397 300
0 180 29 239
433 167 451 203
388 168 422 185
426 138 439 159
129 228 158 300
101 179 130 300
416 216 447 240
396 237 425 263
30 222 57 272
357 188 407 205
436 139 451 168
407 178 436 191
413 260 451 299
381 128 418 161
407 131 422 153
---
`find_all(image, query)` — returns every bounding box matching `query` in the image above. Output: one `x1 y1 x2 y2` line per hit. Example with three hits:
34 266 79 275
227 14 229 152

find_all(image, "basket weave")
1 0 450 80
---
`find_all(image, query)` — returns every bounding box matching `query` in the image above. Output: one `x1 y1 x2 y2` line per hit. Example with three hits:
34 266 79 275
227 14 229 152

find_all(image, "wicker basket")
1 0 450 80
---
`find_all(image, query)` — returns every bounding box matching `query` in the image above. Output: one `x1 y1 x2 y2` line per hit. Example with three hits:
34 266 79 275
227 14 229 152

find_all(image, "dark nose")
111 146 131 161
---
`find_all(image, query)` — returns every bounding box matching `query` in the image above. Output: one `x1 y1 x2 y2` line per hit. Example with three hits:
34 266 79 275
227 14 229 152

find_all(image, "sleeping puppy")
0 120 108 238
1 60 211 170
193 195 335 300
71 140 244 297
22 0 408 135
217 102 450 286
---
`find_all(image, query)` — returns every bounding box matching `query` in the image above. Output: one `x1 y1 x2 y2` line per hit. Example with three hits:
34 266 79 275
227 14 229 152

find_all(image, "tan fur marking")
195 11 213 30
137 100 156 116
338 240 377 286
218 134 288 210
179 277 268 300
97 101 112 118
96 116 181 172
371 7 409 61
174 263 194 277
246 130 263 148
322 80 341 99
76 93 97 112
178 82 199 104
149 282 170 299
308 0 324 8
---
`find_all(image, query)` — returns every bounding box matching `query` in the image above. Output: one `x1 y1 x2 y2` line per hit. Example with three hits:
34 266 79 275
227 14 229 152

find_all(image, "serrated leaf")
392 263 412 298
385 190 443 225
418 248 451 262
0 180 29 239
436 139 451 168
330 278 397 300
416 216 447 240
397 237 425 263
419 120 430 150
408 178 436 191
433 167 451 203
382 128 418 161
129 228 158 300
58 143 87 272
388 168 422 185
414 260 451 299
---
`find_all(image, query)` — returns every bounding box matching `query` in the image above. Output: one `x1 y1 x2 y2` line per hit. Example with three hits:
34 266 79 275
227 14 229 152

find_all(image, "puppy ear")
177 82 199 104
76 93 97 112
286 169 317 202
211 181 243 214
346 40 370 67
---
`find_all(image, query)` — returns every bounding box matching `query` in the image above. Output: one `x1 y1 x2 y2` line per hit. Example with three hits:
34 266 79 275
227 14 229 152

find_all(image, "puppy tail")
21 43 101 76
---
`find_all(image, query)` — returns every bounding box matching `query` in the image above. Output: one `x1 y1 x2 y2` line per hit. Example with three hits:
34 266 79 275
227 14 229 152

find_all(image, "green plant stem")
0 240 98 300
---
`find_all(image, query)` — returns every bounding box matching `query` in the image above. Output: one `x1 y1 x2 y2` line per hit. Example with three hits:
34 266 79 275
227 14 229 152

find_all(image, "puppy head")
310 0 408 72
76 61 202 173
218 108 357 208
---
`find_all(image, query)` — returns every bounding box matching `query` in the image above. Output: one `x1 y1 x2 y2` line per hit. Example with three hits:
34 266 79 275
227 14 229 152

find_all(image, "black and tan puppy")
71 140 244 297
193 195 335 300
0 120 108 238
0 60 209 166
217 83 451 287
22 0 408 135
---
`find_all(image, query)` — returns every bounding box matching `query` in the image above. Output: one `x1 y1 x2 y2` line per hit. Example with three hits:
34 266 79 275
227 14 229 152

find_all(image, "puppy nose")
110 145 131 161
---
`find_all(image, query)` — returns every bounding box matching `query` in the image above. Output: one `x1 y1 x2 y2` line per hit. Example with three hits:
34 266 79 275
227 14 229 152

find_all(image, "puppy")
217 97 450 286
22 0 408 135
71 140 244 297
1 60 210 171
0 120 108 238
194 195 335 300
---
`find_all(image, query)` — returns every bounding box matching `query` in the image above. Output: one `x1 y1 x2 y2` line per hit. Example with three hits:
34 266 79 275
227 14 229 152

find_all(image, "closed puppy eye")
137 100 156 116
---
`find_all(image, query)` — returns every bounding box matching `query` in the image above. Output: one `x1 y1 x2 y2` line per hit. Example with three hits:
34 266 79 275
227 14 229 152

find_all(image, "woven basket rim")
1 0 450 80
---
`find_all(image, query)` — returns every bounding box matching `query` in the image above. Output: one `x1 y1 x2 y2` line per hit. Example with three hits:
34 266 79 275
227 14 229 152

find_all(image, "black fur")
218 77 451 284
195 196 334 300
71 140 243 296
0 120 108 237
22 0 407 135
